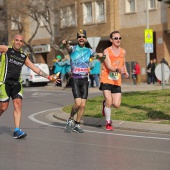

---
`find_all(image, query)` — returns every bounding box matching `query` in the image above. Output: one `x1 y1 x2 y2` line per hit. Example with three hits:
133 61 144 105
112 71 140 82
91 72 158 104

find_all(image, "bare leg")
0 102 9 116
13 98 22 128
76 99 86 122
70 98 82 119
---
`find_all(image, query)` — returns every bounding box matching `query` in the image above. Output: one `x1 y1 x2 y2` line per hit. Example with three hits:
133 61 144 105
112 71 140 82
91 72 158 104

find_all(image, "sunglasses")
77 36 86 39
112 37 122 40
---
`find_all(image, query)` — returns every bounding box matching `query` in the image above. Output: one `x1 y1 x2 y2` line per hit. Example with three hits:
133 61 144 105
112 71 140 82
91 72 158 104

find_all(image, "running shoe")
105 121 113 131
13 129 27 139
101 100 105 117
65 118 74 133
73 124 84 133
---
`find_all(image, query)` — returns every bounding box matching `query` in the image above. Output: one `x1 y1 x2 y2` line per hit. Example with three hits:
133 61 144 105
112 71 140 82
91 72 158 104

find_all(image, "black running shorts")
99 83 121 93
71 77 89 99
0 82 23 102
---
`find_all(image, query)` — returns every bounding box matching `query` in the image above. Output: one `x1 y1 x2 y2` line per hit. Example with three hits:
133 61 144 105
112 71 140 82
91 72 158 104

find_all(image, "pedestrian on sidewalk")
89 56 101 87
0 34 59 139
134 61 141 85
99 30 129 131
61 29 103 133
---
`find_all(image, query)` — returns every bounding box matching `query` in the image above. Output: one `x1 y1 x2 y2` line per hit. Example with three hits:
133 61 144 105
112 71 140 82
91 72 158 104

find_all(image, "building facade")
5 0 170 82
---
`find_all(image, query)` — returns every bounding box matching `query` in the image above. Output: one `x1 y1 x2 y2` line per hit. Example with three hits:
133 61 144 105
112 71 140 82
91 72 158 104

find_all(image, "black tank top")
5 47 27 84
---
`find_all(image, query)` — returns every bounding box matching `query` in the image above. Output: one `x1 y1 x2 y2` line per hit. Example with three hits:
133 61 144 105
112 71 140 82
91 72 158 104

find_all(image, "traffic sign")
145 43 153 53
155 63 169 81
144 29 153 43
87 37 101 51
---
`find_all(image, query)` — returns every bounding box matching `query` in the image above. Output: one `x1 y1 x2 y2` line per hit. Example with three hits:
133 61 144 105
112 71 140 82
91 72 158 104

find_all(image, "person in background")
99 30 129 131
65 58 71 88
147 59 155 84
153 58 157 83
89 58 95 87
0 34 59 139
62 29 103 133
89 56 101 87
134 61 141 85
53 55 63 86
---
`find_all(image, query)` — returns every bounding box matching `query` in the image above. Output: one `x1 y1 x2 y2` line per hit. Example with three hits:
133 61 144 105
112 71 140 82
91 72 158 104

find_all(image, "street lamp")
146 0 150 65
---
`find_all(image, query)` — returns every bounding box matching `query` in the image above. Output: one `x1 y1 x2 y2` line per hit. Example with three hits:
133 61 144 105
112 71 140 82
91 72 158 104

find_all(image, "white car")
21 63 50 87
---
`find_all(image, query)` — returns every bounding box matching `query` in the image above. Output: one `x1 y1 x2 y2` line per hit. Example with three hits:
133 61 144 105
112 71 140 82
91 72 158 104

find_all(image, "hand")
62 40 67 45
0 45 8 54
97 53 103 57
124 72 129 78
48 73 61 84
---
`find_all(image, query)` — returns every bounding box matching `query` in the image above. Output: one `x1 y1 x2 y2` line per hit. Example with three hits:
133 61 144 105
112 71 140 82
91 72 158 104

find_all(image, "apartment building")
0 0 8 44
5 0 170 82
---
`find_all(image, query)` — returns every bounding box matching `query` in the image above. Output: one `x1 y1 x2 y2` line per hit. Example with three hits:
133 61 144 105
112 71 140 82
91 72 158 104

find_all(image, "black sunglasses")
77 36 86 39
112 37 122 40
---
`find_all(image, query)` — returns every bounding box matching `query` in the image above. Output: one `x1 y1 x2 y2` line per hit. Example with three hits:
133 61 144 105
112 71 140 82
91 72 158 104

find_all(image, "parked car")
21 63 50 87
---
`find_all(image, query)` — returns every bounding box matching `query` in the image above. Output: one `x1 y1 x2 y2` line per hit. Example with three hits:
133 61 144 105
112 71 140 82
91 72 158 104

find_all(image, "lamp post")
146 0 150 65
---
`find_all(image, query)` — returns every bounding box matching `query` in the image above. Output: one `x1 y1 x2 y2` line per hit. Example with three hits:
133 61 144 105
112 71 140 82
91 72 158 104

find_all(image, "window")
126 0 136 13
82 0 106 25
11 16 20 30
95 1 105 23
149 0 156 9
60 4 76 28
83 2 93 24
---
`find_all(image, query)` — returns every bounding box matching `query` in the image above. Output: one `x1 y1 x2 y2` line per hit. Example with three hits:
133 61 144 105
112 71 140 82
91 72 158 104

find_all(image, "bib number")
108 72 120 80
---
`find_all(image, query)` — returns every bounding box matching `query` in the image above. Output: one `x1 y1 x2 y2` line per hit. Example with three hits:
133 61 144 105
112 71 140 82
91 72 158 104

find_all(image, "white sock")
104 106 111 123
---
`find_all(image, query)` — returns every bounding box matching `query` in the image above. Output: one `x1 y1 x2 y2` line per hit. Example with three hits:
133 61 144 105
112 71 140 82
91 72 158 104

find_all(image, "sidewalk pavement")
48 83 170 134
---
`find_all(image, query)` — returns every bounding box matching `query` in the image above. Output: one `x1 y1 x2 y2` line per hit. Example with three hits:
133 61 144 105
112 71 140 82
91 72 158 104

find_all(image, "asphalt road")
0 86 170 170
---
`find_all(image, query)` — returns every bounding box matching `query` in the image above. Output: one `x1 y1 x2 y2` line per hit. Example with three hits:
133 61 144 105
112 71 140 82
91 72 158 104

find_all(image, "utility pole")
146 0 150 65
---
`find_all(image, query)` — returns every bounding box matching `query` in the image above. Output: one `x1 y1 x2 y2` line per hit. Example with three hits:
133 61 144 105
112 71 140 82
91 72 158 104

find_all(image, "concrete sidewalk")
50 83 170 134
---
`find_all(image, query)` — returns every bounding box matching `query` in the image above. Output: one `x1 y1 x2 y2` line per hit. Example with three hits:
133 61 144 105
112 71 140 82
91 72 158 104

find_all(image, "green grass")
62 89 170 124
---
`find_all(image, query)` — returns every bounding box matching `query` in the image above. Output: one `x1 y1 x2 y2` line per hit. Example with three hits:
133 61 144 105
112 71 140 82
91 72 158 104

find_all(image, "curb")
53 108 170 134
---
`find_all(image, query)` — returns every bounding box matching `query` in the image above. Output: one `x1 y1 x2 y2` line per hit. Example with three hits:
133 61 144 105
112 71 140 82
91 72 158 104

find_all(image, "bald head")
12 34 24 51
14 34 24 41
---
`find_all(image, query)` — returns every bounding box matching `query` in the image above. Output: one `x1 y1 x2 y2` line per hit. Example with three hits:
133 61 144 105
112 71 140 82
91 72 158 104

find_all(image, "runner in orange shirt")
99 30 129 130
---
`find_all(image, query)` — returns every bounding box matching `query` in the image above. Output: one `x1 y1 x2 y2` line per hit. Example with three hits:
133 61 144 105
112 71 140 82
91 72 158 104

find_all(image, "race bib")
108 71 120 80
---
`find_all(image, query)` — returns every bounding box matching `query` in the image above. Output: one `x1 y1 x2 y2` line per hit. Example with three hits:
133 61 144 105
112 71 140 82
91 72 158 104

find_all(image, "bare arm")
103 49 117 72
123 55 129 78
61 40 72 53
24 57 60 83
0 45 8 54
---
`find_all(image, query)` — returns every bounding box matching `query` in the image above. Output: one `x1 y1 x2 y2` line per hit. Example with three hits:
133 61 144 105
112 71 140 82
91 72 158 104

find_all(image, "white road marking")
28 108 170 141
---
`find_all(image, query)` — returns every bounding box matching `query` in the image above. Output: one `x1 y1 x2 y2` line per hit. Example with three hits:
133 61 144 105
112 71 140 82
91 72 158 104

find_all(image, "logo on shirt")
21 54 25 58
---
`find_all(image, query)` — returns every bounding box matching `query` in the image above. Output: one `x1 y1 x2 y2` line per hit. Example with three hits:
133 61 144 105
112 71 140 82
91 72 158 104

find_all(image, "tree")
158 0 170 5
6 0 67 62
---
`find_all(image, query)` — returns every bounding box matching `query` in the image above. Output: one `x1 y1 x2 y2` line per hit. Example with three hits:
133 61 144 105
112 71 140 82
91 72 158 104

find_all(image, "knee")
113 103 120 108
79 103 85 109
0 105 8 115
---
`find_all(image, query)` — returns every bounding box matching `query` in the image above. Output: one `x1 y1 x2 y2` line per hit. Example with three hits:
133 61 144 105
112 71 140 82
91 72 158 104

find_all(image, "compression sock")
104 107 111 123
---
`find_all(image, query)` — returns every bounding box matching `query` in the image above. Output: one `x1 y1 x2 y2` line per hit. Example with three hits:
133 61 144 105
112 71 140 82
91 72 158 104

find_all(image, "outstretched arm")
24 57 60 83
61 40 72 53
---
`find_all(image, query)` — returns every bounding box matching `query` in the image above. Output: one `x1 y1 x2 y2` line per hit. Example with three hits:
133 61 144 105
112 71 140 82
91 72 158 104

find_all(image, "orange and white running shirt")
100 47 126 86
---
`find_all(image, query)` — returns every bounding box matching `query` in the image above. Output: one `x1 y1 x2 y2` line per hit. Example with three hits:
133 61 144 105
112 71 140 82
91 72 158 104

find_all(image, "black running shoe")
73 124 84 133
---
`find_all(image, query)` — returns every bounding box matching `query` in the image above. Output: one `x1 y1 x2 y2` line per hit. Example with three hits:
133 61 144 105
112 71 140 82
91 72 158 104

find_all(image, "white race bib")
108 71 120 80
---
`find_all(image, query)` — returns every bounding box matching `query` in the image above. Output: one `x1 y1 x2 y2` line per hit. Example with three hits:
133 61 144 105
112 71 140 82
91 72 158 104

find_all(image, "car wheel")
26 80 31 87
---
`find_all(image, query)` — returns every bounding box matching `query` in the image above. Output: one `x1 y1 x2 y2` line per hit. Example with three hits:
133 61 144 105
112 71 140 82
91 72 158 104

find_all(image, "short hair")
110 30 120 38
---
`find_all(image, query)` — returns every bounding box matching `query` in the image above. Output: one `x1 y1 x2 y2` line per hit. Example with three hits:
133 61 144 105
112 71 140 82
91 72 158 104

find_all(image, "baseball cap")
77 29 86 38
56 55 62 60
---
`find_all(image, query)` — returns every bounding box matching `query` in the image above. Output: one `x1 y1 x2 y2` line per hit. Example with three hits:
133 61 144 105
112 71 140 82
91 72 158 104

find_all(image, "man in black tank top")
0 34 59 139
